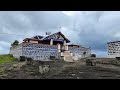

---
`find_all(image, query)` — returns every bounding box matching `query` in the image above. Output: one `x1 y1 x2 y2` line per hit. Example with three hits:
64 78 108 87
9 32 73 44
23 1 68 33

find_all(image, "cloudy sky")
0 11 120 57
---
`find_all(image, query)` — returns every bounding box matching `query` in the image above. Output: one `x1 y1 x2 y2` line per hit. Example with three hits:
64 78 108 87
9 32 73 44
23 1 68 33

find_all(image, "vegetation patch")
0 54 16 64
0 68 7 76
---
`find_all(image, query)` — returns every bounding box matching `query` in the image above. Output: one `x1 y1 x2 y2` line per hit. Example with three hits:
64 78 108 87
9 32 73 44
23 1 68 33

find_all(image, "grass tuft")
0 54 16 64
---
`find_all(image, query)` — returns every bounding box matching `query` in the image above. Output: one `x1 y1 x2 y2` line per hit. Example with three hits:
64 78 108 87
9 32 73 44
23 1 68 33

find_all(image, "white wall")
107 42 120 58
29 40 38 44
10 43 23 59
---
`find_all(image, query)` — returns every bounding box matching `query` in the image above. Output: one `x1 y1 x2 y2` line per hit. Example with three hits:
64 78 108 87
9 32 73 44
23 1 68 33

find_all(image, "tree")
11 40 19 47
90 54 96 57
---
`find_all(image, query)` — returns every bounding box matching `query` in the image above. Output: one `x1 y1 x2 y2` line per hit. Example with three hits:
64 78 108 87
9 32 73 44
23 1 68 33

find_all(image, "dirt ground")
1 59 120 79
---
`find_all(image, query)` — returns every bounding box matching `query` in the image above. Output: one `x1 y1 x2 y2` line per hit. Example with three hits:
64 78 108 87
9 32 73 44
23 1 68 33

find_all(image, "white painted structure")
107 41 120 58
10 32 91 61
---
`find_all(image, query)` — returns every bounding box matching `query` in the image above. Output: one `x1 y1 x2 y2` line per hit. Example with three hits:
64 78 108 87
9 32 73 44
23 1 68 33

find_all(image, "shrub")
91 54 96 57
11 40 19 47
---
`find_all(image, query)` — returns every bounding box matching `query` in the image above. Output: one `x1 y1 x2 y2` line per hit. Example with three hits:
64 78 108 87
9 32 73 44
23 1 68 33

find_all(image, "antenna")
46 32 51 35
59 26 61 32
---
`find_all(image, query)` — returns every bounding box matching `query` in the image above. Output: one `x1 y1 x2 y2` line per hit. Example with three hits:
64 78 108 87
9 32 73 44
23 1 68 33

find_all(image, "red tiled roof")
43 32 70 43
23 38 42 41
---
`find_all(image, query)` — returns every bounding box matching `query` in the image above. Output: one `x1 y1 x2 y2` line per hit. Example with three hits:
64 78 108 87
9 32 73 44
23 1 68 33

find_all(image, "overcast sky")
0 11 120 57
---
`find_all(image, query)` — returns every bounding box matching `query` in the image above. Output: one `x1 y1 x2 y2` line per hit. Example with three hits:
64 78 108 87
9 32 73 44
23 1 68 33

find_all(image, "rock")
7 67 13 71
39 66 44 74
0 68 7 77
13 64 18 68
0 74 8 77
79 72 84 74
12 61 27 70
43 65 50 73
76 77 80 79
39 65 50 74
0 68 5 73
71 74 76 76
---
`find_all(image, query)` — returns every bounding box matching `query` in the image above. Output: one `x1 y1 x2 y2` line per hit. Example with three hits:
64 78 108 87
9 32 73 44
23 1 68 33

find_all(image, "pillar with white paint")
65 45 68 51
64 40 66 45
50 39 53 45
57 43 61 52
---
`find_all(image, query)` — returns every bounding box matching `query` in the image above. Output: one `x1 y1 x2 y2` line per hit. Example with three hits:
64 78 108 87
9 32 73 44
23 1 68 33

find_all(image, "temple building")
10 32 91 62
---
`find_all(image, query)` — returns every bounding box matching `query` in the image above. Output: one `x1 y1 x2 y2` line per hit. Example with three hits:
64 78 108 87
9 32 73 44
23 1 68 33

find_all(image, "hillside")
0 58 120 79
0 55 120 79
0 54 16 64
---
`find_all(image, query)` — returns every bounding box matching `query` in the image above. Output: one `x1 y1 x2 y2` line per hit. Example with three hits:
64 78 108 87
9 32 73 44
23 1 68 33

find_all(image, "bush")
90 54 96 57
11 40 19 47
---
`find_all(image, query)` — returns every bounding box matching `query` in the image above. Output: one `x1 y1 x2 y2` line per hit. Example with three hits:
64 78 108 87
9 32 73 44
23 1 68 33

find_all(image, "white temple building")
10 32 91 62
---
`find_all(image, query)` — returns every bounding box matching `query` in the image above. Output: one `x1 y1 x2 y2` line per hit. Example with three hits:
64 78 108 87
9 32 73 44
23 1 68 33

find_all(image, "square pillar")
65 45 68 51
64 40 66 45
57 43 61 52
50 39 53 45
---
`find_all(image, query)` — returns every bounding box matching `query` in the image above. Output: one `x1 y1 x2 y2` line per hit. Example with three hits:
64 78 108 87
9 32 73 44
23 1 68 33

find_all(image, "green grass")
0 68 6 75
0 54 16 64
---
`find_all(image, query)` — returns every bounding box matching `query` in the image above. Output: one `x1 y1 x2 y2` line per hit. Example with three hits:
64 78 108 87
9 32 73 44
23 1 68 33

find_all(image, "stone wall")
10 43 91 61
22 43 60 61
9 43 23 59
69 47 91 59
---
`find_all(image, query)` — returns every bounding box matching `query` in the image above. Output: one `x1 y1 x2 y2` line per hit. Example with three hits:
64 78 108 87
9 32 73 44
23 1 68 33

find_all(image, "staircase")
63 51 75 62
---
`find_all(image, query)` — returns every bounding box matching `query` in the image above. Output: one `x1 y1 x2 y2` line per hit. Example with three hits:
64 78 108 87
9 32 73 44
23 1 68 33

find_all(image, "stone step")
64 56 75 62
63 52 71 56
62 50 75 62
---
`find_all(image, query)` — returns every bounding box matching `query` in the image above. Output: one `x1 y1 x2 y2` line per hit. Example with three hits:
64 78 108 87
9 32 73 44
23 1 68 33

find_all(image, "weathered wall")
22 43 60 61
10 43 91 61
9 43 23 59
107 42 120 58
69 47 91 59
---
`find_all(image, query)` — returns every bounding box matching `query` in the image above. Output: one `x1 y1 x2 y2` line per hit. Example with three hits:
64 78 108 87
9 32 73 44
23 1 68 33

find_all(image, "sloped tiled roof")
23 32 70 43
32 35 44 40
42 32 70 43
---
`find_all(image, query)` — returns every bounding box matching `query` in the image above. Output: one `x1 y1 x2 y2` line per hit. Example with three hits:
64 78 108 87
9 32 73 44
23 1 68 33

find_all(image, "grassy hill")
0 54 16 64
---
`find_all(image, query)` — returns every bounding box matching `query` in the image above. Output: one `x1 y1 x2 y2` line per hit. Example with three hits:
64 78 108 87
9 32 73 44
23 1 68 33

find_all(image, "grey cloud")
71 11 120 57
0 11 120 57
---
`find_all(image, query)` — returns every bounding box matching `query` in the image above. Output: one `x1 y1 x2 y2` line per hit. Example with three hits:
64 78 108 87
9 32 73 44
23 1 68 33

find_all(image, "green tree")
91 54 96 57
11 40 19 46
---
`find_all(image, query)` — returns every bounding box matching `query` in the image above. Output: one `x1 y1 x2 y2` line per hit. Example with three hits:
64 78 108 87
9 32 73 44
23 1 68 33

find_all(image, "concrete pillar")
64 40 66 45
65 45 68 51
50 39 53 45
57 43 61 52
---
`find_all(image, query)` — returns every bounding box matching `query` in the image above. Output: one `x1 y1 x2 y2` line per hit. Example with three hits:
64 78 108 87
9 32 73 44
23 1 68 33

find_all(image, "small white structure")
107 41 120 58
